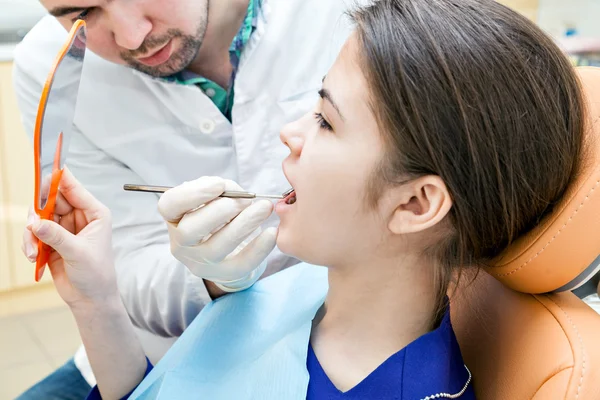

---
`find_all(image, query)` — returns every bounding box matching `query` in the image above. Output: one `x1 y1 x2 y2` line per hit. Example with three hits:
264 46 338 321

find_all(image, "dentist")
12 0 359 398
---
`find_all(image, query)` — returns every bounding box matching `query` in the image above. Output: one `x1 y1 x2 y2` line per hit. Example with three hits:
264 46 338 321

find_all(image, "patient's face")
276 36 389 267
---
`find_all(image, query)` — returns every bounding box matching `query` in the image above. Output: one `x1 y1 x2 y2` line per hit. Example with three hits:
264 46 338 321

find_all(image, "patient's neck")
310 254 437 391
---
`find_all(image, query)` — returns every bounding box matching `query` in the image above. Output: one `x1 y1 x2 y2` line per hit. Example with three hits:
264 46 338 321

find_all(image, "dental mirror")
33 19 87 281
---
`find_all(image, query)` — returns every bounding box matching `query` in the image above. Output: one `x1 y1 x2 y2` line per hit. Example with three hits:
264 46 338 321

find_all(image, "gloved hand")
157 176 278 293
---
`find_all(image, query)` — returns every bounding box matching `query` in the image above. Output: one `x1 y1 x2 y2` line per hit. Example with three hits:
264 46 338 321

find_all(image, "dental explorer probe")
123 184 294 200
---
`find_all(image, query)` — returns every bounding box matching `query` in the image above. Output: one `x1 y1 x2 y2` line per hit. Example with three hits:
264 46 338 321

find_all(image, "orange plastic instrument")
33 19 87 281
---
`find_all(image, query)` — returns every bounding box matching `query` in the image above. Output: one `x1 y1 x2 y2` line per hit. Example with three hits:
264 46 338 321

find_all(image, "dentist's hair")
352 0 586 320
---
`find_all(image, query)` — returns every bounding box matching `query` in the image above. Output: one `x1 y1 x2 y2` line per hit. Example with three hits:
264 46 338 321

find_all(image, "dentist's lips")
136 40 173 67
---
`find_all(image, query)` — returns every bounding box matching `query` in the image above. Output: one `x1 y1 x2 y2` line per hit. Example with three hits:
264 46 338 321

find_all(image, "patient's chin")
277 236 330 269
276 227 310 261
275 228 297 257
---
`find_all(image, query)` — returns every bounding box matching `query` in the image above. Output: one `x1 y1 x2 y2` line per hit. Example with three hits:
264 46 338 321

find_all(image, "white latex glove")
157 176 278 292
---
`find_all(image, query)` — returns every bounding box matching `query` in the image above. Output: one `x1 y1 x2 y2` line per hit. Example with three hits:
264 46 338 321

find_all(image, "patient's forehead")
325 35 373 120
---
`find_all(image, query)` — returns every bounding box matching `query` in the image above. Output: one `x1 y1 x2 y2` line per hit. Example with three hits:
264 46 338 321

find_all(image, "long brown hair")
352 0 585 320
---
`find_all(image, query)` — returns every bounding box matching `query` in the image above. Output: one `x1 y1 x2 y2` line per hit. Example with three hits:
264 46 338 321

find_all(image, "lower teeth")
286 196 297 205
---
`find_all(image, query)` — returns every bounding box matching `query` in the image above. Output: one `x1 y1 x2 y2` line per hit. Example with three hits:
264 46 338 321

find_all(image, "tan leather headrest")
485 66 600 294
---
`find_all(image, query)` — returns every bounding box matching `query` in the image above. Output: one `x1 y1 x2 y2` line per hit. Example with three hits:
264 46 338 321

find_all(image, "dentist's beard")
120 25 205 77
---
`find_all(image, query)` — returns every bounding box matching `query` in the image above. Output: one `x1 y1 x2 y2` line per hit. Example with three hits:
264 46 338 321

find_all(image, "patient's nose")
280 119 305 157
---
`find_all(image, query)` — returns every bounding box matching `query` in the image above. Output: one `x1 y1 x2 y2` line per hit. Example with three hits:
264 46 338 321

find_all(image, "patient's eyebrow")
48 6 87 17
318 88 345 122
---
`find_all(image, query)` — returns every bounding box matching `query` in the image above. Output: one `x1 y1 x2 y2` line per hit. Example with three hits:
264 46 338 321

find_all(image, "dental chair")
451 66 600 400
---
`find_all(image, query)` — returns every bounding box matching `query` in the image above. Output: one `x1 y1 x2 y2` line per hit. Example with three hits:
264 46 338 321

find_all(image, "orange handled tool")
32 19 87 281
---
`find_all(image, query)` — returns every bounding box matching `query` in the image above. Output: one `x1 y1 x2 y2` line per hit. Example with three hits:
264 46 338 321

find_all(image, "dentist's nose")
280 118 306 156
108 4 152 50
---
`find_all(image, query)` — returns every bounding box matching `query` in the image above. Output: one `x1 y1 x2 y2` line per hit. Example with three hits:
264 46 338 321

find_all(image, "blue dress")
85 264 475 399
306 310 475 399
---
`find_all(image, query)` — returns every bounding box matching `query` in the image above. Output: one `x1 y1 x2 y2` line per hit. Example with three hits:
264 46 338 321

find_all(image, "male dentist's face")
41 0 209 77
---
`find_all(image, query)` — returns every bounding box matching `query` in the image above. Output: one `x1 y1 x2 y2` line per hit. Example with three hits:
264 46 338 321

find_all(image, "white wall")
0 0 47 35
537 0 600 39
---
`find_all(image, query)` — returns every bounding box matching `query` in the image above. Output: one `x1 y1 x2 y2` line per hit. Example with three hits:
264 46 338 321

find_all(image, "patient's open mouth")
284 190 296 205
275 189 296 214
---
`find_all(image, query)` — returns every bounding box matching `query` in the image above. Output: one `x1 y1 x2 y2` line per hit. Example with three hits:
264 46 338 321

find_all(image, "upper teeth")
287 196 296 205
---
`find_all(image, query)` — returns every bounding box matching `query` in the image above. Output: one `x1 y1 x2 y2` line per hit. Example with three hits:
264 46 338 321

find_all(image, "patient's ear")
388 176 452 235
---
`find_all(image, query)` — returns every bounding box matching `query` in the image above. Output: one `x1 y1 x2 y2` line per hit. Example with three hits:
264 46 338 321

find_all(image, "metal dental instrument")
124 184 294 200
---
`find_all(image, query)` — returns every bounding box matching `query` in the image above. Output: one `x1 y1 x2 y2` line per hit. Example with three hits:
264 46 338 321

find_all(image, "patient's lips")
283 189 296 204
275 189 296 214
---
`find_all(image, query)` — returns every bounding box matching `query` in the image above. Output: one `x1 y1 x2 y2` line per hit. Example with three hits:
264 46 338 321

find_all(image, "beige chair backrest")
451 66 600 399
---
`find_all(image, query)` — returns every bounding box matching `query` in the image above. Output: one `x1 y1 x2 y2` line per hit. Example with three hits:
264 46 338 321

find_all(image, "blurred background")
0 0 599 399
1 2 83 400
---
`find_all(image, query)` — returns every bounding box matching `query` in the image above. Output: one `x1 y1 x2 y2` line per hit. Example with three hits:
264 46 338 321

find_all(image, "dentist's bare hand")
158 177 277 293
28 168 118 308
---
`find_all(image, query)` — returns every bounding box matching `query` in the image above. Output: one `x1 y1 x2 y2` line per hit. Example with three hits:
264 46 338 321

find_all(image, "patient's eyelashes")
314 113 333 132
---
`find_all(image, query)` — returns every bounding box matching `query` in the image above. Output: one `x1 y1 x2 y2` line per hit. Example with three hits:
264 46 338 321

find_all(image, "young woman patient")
29 0 586 398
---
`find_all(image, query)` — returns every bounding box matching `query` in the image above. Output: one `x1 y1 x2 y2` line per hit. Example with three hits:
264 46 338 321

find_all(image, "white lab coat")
12 0 361 387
